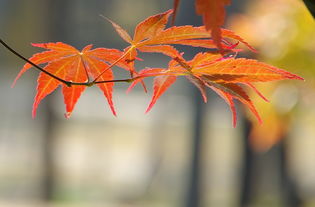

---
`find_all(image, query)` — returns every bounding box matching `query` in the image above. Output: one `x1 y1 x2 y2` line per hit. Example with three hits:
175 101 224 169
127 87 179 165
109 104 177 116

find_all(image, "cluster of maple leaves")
11 9 302 126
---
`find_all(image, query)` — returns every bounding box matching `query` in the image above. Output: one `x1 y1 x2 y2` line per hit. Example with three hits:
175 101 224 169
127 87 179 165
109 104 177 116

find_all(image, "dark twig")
0 38 144 87
0 38 73 87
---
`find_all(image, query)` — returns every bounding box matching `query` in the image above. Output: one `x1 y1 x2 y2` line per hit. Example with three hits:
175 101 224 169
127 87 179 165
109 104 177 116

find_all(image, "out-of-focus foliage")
228 0 315 152
229 0 314 76
248 83 299 152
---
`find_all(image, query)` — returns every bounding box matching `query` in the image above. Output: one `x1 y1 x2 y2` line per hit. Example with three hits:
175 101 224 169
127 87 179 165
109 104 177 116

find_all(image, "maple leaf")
132 53 302 127
107 9 256 75
13 42 130 118
196 0 231 51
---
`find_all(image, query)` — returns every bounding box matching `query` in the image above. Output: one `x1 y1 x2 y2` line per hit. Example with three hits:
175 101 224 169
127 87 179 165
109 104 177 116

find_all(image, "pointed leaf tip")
102 15 132 43
133 9 173 43
64 112 71 119
146 75 176 113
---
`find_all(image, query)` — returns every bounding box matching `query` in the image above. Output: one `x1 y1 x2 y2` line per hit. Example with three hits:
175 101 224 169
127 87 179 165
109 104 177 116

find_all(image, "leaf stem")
92 46 134 83
80 56 91 83
94 77 135 84
173 57 192 71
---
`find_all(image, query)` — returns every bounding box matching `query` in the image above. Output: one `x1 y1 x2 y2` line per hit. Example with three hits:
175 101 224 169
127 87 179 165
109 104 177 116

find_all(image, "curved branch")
0 38 73 87
0 38 179 88
0 38 139 87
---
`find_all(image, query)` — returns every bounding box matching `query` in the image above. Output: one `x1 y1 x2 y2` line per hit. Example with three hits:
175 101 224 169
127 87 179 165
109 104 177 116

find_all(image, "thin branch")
0 38 140 87
94 77 135 84
173 57 192 71
94 72 185 84
0 38 72 87
0 38 179 88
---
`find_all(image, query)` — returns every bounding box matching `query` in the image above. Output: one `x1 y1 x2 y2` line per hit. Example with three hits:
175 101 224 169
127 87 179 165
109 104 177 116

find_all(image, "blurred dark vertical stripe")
41 0 71 201
279 141 303 207
174 1 205 207
240 118 254 207
41 101 56 201
302 0 315 18
186 90 205 207
240 125 303 207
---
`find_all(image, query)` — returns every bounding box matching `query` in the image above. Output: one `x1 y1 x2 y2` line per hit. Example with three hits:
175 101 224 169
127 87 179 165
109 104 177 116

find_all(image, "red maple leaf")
13 42 129 118
131 53 303 127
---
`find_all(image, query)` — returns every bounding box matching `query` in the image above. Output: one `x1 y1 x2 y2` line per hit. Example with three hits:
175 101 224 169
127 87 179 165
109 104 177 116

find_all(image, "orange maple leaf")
13 42 130 118
131 53 303 127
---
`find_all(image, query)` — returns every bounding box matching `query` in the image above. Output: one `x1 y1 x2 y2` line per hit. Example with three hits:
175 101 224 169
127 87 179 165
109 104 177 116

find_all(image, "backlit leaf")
146 75 177 113
14 42 128 117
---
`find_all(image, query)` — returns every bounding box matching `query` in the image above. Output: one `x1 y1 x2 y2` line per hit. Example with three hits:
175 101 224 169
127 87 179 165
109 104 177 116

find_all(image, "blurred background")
0 0 314 206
